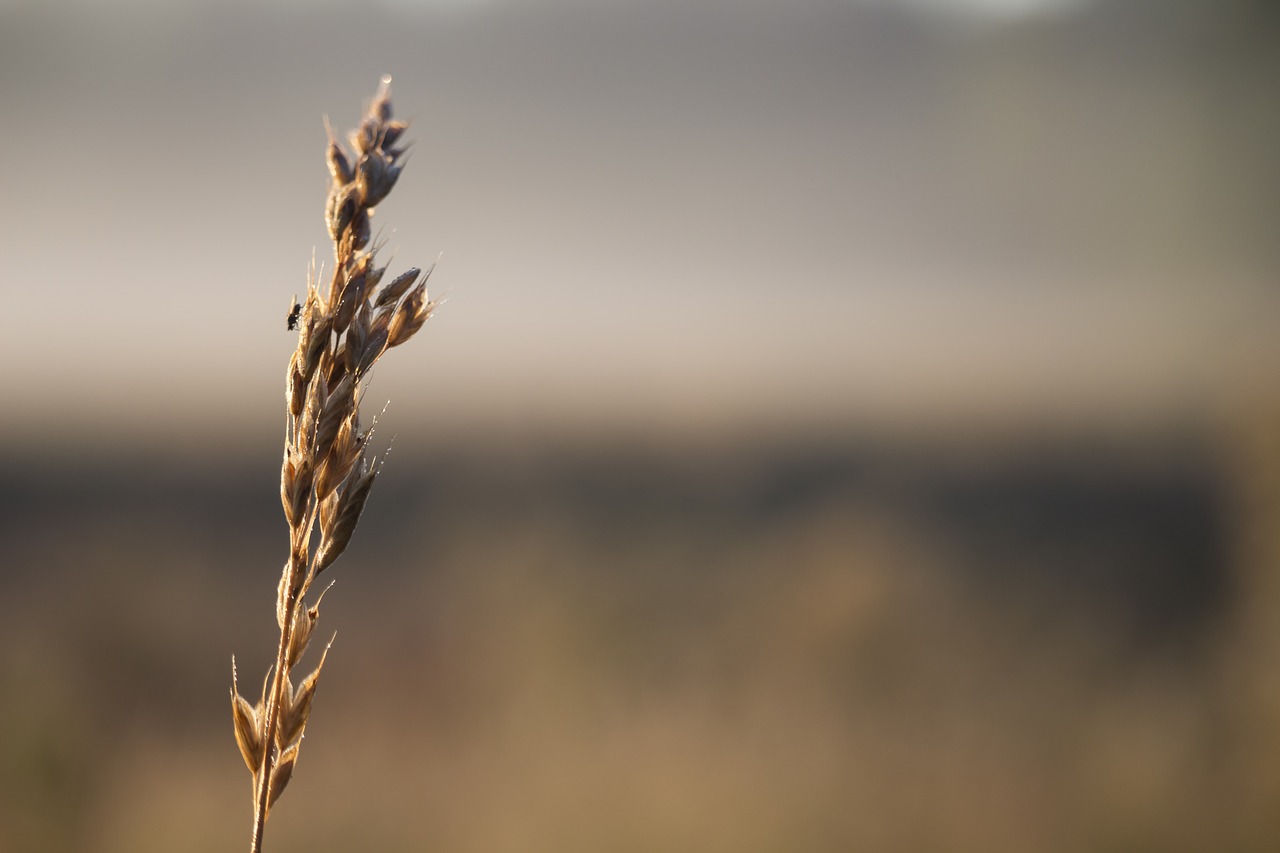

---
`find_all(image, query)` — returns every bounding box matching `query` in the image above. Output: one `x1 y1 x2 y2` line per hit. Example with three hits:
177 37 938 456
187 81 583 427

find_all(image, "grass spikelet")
230 75 435 853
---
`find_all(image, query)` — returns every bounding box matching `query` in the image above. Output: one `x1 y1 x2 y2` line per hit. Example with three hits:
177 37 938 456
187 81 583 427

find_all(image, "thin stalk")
250 557 302 853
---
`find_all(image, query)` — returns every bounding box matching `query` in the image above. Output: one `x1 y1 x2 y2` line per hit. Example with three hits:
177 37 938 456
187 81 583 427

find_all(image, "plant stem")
250 556 303 853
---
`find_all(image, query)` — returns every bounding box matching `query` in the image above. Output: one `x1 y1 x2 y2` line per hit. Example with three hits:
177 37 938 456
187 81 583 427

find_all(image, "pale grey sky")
0 0 1275 447
0 0 1092 17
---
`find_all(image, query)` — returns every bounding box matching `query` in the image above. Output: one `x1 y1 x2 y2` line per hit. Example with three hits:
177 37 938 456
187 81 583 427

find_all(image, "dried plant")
230 76 435 853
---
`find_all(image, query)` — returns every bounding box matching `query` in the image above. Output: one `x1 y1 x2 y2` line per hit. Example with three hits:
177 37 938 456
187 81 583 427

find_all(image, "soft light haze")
0 0 1276 447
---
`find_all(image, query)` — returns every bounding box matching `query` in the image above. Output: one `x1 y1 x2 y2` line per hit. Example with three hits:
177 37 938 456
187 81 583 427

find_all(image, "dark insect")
286 298 302 332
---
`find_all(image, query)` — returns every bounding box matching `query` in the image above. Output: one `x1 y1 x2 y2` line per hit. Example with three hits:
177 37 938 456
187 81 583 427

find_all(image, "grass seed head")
233 77 436 850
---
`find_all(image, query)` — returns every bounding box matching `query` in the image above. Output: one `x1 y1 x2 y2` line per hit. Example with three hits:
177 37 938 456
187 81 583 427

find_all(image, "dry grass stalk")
230 76 435 853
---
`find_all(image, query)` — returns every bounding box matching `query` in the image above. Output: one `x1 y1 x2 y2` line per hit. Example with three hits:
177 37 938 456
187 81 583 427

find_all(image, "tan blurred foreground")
3 412 1280 853
1 1 1278 848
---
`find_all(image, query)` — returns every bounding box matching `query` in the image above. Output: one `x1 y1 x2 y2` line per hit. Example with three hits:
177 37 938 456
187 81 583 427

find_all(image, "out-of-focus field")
2 1 1279 849
3 416 1280 852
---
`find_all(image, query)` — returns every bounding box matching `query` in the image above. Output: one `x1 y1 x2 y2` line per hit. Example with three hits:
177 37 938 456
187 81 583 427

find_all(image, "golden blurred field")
3 414 1280 852
2 1 1279 849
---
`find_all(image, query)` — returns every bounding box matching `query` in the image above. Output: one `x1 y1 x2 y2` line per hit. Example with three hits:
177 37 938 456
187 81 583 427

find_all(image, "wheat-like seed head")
231 76 435 852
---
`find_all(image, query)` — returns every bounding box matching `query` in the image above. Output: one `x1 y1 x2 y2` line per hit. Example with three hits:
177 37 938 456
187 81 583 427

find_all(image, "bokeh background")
2 0 1279 850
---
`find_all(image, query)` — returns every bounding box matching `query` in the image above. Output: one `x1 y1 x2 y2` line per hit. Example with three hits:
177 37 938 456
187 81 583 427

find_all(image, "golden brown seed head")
326 137 353 187
387 282 433 348
234 79 437 835
302 315 331 383
230 660 266 776
313 459 378 577
375 267 419 309
350 210 372 250
358 329 389 376
326 184 360 242
279 640 330 747
280 455 297 527
313 373 355 463
285 603 314 670
315 417 359 499
266 743 299 814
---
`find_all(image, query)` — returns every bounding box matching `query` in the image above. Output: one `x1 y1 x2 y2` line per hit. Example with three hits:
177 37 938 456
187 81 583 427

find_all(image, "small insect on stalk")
230 75 437 853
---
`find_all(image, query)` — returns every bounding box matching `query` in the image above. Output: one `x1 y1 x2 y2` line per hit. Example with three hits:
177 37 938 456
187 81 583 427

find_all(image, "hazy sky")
0 0 1276 447
0 0 1093 18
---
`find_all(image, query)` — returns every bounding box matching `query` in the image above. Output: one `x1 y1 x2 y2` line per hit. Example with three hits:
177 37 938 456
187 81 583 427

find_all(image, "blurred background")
2 0 1279 849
